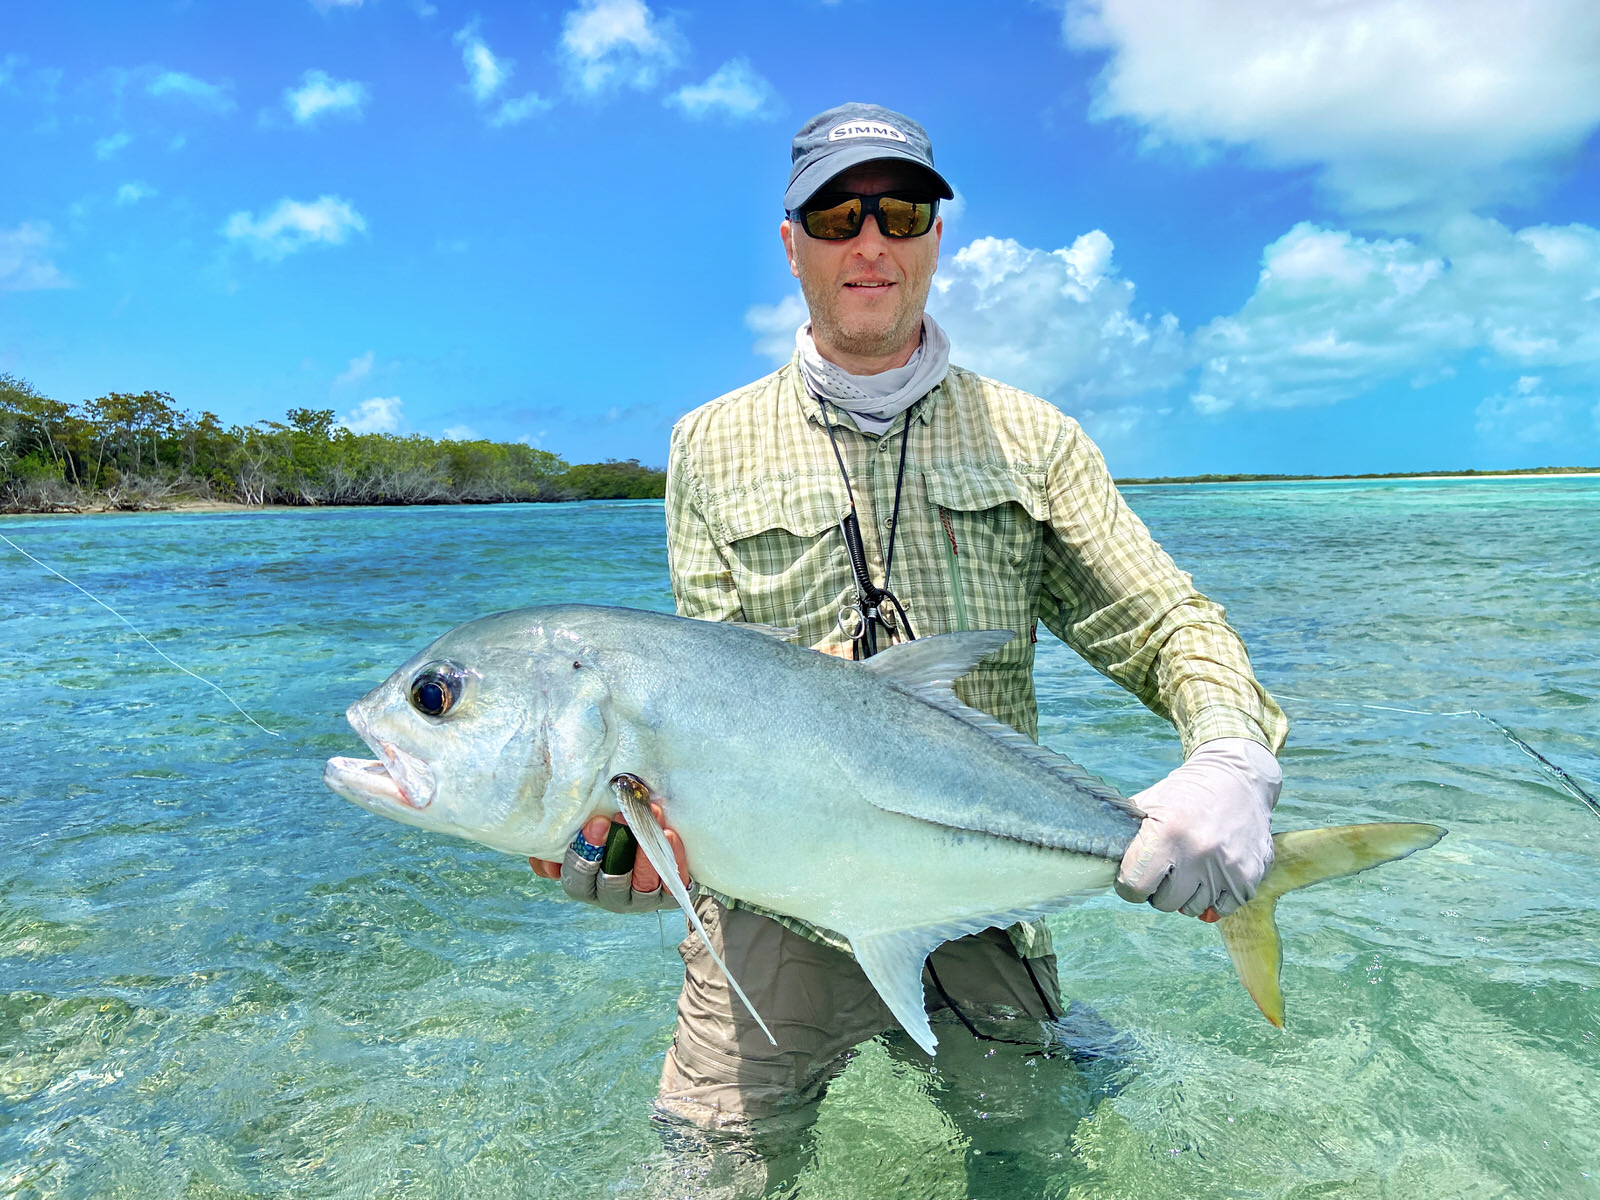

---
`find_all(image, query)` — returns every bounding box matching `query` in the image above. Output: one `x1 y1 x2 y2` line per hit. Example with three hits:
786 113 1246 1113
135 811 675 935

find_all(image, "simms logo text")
827 122 908 143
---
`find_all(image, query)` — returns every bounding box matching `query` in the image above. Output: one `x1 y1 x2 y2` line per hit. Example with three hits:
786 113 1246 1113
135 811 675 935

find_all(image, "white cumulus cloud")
455 24 510 101
668 58 780 120
284 69 368 124
488 91 552 127
1064 0 1600 220
116 181 157 205
1475 376 1575 445
441 424 481 441
754 213 1600 445
148 70 233 112
745 293 808 365
751 232 1184 443
454 25 550 126
929 231 1186 406
338 396 403 434
94 132 130 160
0 222 71 291
222 195 367 261
561 0 681 95
334 350 374 387
1190 216 1600 413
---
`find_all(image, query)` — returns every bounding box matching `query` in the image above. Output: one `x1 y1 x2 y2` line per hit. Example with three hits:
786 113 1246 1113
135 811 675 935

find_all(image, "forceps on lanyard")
820 400 918 660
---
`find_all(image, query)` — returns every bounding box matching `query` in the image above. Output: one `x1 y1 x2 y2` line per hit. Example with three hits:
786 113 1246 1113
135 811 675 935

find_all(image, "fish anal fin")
846 902 1076 1056
1219 822 1447 1029
850 930 944 1056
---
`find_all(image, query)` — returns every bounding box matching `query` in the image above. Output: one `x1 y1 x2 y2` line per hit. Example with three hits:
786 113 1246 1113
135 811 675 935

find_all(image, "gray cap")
784 102 954 212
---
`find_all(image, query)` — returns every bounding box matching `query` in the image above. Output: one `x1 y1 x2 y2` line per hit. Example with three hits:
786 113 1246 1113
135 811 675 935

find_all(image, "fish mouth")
323 746 437 811
325 755 411 808
328 703 439 811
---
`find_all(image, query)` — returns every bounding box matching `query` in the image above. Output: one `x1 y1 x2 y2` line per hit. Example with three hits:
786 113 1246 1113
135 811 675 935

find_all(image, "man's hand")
1115 738 1282 922
529 802 690 913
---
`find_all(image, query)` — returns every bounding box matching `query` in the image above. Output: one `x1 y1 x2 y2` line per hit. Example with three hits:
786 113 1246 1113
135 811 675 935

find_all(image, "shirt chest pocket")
710 479 849 630
922 465 1047 638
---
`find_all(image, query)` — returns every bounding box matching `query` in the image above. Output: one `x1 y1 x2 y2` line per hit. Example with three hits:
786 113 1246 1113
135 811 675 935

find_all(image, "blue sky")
3 0 1598 476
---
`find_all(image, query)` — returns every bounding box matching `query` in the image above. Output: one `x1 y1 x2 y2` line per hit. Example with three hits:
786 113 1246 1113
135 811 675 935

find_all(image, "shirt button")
877 441 889 452
883 516 895 528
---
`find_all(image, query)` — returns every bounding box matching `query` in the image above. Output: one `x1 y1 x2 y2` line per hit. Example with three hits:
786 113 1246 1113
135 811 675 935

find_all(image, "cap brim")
784 145 954 211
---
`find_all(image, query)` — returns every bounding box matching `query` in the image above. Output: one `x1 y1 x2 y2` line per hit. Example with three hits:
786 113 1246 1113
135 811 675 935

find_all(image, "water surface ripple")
3 480 1596 1198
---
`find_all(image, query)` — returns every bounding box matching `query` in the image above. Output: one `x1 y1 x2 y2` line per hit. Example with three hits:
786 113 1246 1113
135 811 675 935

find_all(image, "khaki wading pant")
657 893 1063 1129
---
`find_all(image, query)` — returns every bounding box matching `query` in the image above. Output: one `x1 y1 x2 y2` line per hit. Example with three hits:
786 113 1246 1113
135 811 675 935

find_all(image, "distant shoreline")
1114 466 1600 486
0 497 640 519
7 467 1598 520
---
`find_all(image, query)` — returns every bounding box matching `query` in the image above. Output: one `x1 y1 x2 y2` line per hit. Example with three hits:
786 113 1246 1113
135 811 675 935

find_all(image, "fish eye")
409 662 467 718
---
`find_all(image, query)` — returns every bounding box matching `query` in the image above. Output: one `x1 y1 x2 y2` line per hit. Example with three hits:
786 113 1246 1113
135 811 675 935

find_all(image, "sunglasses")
790 192 940 240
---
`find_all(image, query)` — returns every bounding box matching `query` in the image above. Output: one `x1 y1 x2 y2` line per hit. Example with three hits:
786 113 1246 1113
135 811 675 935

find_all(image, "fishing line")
1274 692 1598 820
1 531 284 739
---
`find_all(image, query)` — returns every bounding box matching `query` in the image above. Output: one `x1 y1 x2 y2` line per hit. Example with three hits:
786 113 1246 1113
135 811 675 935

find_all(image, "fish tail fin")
1218 822 1446 1028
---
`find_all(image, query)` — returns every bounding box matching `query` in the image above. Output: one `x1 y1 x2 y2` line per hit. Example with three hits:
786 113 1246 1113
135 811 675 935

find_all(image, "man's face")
780 160 943 369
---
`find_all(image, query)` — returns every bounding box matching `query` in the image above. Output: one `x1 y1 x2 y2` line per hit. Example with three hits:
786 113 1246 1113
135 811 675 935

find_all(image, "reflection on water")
3 480 1598 1198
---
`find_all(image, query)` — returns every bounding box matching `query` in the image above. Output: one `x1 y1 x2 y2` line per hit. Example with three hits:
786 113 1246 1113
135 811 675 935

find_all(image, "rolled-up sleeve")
665 424 745 623
1036 420 1287 758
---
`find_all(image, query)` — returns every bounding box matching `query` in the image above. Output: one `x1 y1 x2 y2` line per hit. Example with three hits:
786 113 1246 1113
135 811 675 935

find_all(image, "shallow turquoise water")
3 480 1597 1199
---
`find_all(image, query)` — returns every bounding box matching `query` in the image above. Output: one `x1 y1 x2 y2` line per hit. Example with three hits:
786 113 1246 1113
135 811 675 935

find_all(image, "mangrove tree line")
0 373 665 513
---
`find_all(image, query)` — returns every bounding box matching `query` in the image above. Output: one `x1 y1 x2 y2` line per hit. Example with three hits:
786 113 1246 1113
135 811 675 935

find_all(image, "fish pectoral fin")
849 930 945 1057
610 773 778 1047
1219 822 1447 1028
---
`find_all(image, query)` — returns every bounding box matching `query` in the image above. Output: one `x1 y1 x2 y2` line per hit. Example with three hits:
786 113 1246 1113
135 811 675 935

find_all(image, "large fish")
324 604 1444 1053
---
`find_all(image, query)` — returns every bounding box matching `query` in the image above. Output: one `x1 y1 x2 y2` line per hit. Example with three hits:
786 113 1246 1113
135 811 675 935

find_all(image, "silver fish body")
325 603 1445 1051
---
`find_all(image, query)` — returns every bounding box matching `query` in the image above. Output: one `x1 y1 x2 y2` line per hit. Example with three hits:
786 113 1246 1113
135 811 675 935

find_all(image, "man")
533 102 1286 1184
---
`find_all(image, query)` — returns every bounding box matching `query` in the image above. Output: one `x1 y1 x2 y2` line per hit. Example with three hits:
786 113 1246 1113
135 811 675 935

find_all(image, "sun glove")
1115 737 1282 918
560 827 678 914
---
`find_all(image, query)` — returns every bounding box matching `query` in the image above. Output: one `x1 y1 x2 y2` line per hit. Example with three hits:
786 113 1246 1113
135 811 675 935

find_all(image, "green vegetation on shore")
1114 466 1598 485
0 374 665 513
7 373 1591 515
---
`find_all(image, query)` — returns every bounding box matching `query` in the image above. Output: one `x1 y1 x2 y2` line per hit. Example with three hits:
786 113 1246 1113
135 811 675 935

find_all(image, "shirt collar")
785 356 943 435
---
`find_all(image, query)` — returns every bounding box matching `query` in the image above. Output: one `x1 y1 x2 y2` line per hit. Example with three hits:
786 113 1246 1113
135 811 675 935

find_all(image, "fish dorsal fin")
859 630 1015 689
863 635 1142 837
730 621 799 642
915 686 1139 819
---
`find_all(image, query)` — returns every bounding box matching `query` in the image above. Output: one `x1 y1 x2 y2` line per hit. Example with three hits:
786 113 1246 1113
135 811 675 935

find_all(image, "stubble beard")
800 271 933 365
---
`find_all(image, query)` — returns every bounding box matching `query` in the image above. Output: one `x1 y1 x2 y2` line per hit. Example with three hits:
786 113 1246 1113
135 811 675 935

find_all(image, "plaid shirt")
666 357 1288 954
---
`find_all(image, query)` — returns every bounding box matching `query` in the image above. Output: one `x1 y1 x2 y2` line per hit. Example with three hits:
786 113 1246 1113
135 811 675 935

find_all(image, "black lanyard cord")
924 955 1066 1056
882 410 912 586
819 400 918 657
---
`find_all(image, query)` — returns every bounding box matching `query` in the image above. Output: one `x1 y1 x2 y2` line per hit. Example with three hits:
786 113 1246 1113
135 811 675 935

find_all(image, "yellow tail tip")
1220 821 1446 1029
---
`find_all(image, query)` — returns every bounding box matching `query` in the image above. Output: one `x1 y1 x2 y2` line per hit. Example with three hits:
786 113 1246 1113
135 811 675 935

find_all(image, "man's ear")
779 218 800 279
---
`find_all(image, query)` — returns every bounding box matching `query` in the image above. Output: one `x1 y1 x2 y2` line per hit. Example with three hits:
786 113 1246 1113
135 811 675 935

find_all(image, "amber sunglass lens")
803 198 863 239
879 197 934 238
